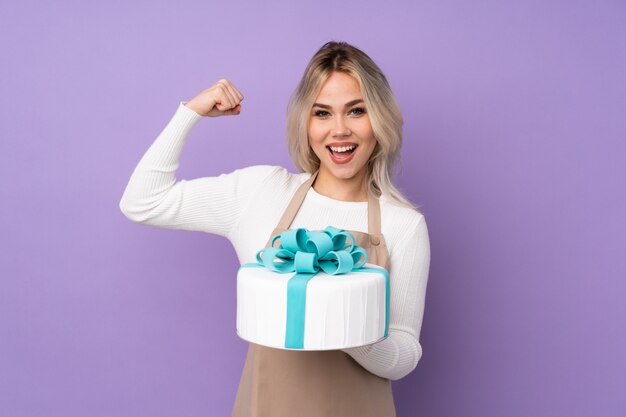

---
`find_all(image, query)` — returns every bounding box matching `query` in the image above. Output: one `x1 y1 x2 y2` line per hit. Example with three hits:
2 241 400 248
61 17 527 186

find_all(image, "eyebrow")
312 99 364 109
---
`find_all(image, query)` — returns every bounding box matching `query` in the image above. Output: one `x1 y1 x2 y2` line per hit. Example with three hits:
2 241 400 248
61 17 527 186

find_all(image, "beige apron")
232 170 395 417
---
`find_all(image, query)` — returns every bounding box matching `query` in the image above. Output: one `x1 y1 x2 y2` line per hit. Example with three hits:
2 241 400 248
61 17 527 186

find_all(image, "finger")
219 84 238 108
220 79 243 102
227 85 243 104
216 80 238 106
227 81 244 101
215 101 233 112
224 104 242 116
214 96 232 111
213 85 235 109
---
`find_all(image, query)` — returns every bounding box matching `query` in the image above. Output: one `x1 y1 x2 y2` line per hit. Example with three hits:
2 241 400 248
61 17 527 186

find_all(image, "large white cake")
236 261 389 351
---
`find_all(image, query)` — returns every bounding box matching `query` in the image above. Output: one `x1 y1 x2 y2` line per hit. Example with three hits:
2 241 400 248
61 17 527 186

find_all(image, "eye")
349 107 366 116
314 110 330 117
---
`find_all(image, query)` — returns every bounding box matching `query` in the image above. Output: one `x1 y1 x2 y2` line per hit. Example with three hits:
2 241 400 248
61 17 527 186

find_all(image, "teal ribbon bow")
239 226 390 349
256 226 367 275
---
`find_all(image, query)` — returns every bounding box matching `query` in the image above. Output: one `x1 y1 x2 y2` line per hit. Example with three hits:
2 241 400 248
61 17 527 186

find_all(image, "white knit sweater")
119 102 431 381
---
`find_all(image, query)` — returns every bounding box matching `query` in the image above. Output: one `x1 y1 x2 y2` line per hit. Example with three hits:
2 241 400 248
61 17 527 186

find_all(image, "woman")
120 41 430 417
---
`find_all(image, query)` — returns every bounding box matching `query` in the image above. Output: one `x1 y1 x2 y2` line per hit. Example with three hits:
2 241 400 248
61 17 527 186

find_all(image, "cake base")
237 262 389 351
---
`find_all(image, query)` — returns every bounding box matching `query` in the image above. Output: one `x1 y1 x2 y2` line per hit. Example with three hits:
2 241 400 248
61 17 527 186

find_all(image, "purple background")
1 1 625 416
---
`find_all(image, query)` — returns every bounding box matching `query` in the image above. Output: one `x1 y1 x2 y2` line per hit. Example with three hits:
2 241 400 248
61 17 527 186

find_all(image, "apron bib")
232 170 395 417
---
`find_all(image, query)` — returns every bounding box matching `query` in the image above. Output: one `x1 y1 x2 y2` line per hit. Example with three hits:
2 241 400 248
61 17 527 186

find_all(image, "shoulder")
380 197 426 231
253 165 312 187
233 165 311 191
229 164 283 177
380 198 428 250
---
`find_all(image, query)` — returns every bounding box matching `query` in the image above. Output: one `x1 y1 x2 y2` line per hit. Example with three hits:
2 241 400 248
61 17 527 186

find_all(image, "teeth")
329 145 356 152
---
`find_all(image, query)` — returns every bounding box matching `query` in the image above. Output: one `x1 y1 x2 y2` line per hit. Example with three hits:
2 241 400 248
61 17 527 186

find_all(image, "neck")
312 167 369 202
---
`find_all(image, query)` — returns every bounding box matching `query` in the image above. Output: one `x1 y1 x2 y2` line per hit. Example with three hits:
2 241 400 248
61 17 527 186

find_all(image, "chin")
324 165 365 181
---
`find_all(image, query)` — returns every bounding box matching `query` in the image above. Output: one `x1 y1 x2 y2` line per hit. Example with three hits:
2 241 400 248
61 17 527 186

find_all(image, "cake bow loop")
256 226 368 275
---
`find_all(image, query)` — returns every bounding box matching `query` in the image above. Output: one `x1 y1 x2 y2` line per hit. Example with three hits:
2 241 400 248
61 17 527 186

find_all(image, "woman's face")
307 71 377 186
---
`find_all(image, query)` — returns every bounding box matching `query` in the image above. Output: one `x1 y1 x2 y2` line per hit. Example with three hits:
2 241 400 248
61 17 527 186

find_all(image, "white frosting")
237 263 387 350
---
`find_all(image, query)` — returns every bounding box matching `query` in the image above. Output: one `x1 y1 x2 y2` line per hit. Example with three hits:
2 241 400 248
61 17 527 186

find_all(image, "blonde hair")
286 41 421 211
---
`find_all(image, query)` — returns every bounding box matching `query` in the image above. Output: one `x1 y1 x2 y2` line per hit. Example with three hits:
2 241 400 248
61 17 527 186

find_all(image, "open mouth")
326 145 358 159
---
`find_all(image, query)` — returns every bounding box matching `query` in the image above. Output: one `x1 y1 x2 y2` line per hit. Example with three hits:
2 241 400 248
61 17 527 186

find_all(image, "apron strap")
276 170 318 230
276 170 382 244
368 189 382 244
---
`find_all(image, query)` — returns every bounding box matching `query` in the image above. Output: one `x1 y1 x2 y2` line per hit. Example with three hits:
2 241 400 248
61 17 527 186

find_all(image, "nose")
332 116 351 137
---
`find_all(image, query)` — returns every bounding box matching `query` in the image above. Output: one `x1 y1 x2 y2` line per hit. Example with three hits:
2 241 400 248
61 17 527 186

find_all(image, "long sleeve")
119 102 279 239
341 214 431 381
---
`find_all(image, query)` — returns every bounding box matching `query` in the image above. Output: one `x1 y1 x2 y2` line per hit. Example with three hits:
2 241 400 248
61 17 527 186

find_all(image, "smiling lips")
327 142 358 164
